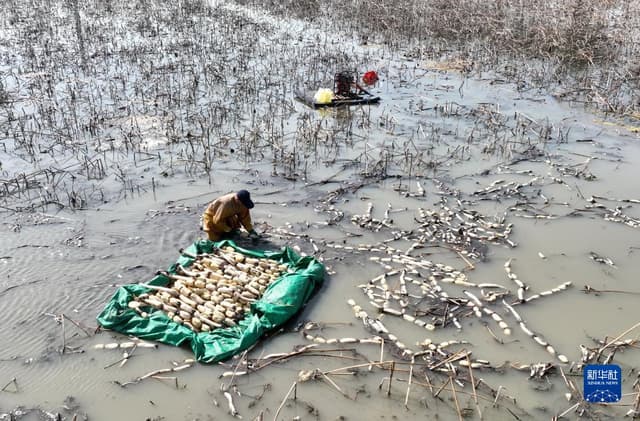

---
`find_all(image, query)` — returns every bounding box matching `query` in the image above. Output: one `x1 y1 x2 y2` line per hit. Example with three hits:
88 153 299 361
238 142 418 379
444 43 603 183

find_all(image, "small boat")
296 70 381 108
296 90 381 108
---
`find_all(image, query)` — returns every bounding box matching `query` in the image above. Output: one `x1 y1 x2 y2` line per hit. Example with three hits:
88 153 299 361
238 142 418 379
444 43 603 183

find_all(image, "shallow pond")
1 1 640 420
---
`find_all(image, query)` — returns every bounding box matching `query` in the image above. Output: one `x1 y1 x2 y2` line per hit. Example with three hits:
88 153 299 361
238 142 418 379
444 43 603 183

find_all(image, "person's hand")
249 229 260 242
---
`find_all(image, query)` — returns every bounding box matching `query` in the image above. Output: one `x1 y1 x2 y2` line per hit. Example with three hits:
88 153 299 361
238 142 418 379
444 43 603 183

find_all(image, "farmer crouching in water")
201 190 259 241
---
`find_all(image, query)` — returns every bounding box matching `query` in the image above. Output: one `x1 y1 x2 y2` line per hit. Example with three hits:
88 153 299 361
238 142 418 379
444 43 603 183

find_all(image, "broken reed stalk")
599 321 640 356
104 353 136 370
249 345 336 372
151 375 178 388
429 349 469 371
493 385 504 407
433 377 449 399
559 366 582 401
300 353 362 361
582 286 640 295
404 356 415 408
466 355 482 419
557 402 580 419
485 324 503 344
387 361 395 396
222 347 366 378
629 384 640 418
61 313 66 354
424 373 434 394
324 361 395 375
395 377 498 404
273 381 297 421
62 313 94 337
450 376 463 421
224 350 249 391
457 251 475 270
319 371 351 399
1 377 17 393
115 361 193 387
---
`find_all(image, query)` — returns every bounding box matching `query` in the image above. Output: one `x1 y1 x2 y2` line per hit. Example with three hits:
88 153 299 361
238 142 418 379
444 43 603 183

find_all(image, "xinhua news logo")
583 364 622 403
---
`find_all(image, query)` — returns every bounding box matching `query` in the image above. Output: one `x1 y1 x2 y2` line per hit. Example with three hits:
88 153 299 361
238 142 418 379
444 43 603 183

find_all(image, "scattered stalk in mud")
113 358 194 388
1 377 18 393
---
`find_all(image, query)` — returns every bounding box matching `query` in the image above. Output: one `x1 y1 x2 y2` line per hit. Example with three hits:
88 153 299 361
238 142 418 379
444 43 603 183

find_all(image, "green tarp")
96 239 325 363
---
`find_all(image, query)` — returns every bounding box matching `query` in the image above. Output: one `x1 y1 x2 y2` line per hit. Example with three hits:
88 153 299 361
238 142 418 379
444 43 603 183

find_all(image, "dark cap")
237 189 254 209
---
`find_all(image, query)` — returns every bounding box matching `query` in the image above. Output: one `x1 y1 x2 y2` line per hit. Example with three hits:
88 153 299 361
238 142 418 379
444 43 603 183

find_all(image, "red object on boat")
362 70 379 85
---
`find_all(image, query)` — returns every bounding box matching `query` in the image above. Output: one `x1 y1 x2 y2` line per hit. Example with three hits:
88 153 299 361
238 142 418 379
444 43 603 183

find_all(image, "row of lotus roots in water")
319 242 572 368
127 247 288 332
349 201 515 260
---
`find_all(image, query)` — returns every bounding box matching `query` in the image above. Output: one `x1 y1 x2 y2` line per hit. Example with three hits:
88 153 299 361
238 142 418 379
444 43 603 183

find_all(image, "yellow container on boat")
314 88 334 105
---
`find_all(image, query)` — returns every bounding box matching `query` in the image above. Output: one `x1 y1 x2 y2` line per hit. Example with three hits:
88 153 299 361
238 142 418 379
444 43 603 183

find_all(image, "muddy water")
2 1 640 420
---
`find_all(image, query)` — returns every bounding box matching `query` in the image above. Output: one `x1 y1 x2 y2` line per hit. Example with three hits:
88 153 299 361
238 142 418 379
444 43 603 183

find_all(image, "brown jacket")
202 192 253 240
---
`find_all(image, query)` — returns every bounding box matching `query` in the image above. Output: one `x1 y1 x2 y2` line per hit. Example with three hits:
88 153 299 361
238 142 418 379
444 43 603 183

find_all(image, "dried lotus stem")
114 359 194 388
